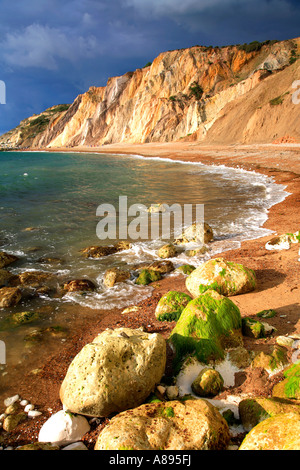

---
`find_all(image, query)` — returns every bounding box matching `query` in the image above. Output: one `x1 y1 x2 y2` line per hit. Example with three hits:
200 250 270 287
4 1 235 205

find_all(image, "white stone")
62 442 88 451
20 400 29 407
4 395 19 407
24 404 34 412
28 410 42 418
38 410 90 445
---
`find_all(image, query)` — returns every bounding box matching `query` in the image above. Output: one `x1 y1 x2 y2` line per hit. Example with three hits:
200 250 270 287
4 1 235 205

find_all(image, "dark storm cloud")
0 0 299 134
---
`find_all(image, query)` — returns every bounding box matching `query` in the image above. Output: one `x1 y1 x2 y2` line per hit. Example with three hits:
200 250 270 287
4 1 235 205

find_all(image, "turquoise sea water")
0 151 288 386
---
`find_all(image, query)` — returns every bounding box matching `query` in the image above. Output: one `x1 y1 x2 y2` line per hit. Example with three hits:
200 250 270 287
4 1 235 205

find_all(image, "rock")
17 443 60 451
227 346 252 369
242 318 266 339
174 222 214 246
147 203 167 213
138 260 175 274
63 279 96 292
239 413 300 450
169 289 242 372
185 246 209 257
62 442 88 451
28 410 42 418
38 410 90 445
251 346 288 374
155 291 192 322
157 244 177 259
0 269 18 288
0 311 39 331
95 399 230 450
0 287 22 308
276 336 295 348
4 395 20 407
239 397 300 432
135 269 161 285
80 242 131 259
103 268 130 288
186 257 256 298
60 328 166 417
175 265 196 275
0 252 18 269
256 309 277 318
166 386 179 400
191 368 224 397
3 413 27 432
272 363 300 400
17 271 54 288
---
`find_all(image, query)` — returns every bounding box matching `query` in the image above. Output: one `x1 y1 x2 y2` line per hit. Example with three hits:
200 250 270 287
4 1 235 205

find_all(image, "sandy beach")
1 142 300 449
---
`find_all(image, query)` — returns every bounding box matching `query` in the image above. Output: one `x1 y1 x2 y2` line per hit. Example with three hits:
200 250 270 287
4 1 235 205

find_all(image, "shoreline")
1 142 300 449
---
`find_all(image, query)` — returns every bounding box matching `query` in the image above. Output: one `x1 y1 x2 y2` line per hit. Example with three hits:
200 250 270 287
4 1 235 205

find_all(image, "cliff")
1 37 300 149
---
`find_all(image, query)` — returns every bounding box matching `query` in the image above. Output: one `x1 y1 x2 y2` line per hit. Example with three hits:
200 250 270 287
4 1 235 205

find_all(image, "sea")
0 150 289 394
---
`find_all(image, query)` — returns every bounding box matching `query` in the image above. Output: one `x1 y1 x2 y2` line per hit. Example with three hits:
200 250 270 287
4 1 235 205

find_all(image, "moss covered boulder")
169 290 242 372
155 291 192 322
95 399 230 450
239 397 300 432
136 269 161 285
176 265 196 275
191 368 224 397
186 257 256 298
272 363 300 401
239 413 300 450
242 318 266 339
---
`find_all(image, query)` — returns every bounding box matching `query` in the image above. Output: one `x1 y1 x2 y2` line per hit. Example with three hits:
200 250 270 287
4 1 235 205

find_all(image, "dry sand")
1 142 300 449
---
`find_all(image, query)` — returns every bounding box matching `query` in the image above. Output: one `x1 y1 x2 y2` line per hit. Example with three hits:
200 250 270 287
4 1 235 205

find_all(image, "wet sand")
1 142 300 449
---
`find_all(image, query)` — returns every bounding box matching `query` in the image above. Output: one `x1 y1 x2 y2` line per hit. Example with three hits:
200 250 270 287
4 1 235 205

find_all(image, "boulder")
135 269 161 285
169 290 242 372
38 410 90 446
0 287 22 308
60 328 166 417
155 291 192 322
80 242 131 259
272 363 300 401
103 268 130 288
186 257 256 298
157 244 177 259
0 269 18 288
251 346 288 374
63 279 96 293
239 397 300 432
242 317 266 339
191 367 224 397
239 413 300 450
0 252 19 269
176 265 196 275
138 260 175 274
17 271 54 289
95 399 230 450
174 222 213 246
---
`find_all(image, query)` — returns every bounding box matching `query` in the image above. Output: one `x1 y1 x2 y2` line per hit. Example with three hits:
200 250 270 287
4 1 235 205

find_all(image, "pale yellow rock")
95 399 230 450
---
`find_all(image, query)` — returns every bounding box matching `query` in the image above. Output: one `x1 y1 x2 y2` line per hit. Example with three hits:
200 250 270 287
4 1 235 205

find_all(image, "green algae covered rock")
272 363 300 401
135 269 162 285
0 311 39 331
186 257 256 298
242 317 266 339
168 290 242 372
239 413 300 450
158 244 177 259
191 367 224 397
95 399 230 451
155 291 192 322
251 346 288 374
176 264 196 275
239 397 300 432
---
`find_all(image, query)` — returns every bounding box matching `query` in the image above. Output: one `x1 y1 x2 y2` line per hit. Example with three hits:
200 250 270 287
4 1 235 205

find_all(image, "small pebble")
20 400 29 407
4 395 19 407
28 410 42 418
24 404 34 412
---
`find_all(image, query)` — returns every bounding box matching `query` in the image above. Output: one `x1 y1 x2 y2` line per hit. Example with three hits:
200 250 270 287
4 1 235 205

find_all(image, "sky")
0 0 300 135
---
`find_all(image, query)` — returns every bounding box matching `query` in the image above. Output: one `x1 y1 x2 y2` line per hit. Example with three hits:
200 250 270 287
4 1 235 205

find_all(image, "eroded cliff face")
1 37 300 149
